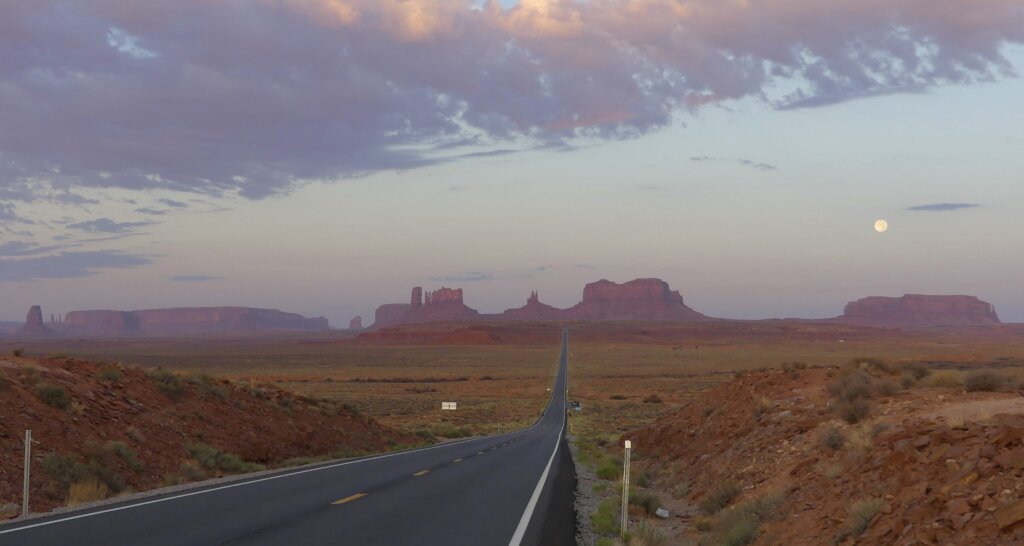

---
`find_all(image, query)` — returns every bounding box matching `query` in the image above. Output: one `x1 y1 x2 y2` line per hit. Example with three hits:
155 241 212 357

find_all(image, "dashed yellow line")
332 493 367 505
413 470 430 477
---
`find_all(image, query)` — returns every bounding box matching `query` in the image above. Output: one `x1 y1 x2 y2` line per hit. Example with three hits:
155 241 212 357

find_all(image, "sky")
1 0 1023 326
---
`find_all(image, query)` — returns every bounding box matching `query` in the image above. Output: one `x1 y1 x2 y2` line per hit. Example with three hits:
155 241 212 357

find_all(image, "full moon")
874 219 889 233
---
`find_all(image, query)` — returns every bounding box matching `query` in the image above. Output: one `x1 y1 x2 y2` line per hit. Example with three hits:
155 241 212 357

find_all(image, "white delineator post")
22 429 31 517
621 440 632 539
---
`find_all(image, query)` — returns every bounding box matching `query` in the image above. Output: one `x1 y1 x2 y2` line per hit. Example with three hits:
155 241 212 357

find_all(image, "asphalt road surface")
0 330 575 546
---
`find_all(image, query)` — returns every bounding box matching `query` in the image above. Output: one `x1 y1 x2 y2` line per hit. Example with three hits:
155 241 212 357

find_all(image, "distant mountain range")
2 278 1002 338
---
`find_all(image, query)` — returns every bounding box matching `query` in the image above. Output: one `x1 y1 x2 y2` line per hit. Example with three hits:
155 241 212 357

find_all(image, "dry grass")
66 479 110 507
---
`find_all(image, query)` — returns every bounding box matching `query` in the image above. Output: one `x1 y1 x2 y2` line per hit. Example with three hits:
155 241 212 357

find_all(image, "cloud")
575 264 596 270
0 251 152 282
0 241 72 257
690 156 778 171
906 202 980 212
170 274 222 282
0 0 1020 204
135 207 169 216
426 271 494 282
67 218 158 233
157 199 188 208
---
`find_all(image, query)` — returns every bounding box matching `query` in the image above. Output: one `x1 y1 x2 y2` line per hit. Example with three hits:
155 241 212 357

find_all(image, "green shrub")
642 394 663 404
876 380 900 397
707 492 784 546
835 397 871 424
591 498 619 536
901 362 930 380
609 394 627 400
187 443 263 474
97 366 122 383
627 521 668 546
699 481 740 515
964 370 1007 392
596 458 620 480
179 461 207 482
42 453 90 490
186 374 227 399
147 369 184 399
12 348 23 357
36 383 70 410
629 490 662 516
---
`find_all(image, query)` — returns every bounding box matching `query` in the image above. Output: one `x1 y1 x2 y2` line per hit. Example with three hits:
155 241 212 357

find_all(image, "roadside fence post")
22 429 31 517
621 440 631 539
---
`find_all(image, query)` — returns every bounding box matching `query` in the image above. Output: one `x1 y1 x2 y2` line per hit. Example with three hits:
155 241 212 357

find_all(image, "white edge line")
1 352 567 537
508 358 567 545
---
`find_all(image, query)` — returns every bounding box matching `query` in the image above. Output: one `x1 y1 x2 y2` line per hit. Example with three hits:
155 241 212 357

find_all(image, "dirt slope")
627 367 1024 545
0 355 408 516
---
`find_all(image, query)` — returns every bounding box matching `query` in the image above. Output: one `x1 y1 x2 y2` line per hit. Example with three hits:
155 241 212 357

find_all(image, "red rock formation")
371 279 708 327
15 305 57 338
411 287 423 308
836 294 1000 327
59 307 329 336
62 310 141 337
564 278 708 321
349 316 363 330
500 291 563 320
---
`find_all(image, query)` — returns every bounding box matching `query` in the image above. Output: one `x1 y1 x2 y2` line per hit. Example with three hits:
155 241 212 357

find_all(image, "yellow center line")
413 470 430 477
453 458 462 463
332 493 367 505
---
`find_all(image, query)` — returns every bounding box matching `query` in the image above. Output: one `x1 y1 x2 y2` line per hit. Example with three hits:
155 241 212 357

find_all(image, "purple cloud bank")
0 0 1021 202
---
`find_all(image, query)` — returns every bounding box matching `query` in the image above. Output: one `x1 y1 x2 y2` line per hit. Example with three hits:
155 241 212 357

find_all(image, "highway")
0 330 574 546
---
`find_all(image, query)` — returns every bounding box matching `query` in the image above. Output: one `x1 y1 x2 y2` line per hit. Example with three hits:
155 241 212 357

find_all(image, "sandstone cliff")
15 305 57 338
58 307 329 337
349 316 363 330
836 294 1001 327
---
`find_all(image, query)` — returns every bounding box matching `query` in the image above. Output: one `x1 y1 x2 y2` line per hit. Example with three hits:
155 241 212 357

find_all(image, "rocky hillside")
626 364 1024 545
0 355 408 516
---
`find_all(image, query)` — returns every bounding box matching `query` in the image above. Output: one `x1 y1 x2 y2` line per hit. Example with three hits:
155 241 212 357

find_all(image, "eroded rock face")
838 294 1000 327
565 278 708 321
16 305 57 337
371 278 708 327
349 316 363 330
59 307 329 336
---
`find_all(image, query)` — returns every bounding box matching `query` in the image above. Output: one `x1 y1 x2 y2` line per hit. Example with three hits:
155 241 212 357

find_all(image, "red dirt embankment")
628 368 1024 545
0 355 408 516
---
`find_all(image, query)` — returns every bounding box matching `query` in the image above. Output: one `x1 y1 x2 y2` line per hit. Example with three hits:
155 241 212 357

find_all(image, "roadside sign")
441 402 457 410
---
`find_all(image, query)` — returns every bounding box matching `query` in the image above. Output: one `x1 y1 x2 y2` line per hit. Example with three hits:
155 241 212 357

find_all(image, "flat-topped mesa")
424 287 463 306
349 316 363 330
16 305 57 337
838 294 1000 327
59 307 330 336
566 278 708 321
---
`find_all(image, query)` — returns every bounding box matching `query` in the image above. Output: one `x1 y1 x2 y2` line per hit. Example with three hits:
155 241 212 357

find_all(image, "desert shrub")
147 369 184 399
635 469 651 488
0 503 18 518
610 394 627 400
848 357 894 374
414 429 437 443
703 406 716 417
835 397 871 424
162 474 183 486
180 461 207 481
188 443 262 474
699 481 740 515
707 492 784 546
901 362 930 380
596 458 620 481
35 383 70 410
66 479 110 507
900 374 916 389
103 441 143 471
284 457 315 467
626 521 668 546
12 348 23 357
964 370 1008 392
629 490 662 516
876 380 900 397
42 453 90 490
821 426 845 451
928 371 963 388
432 425 471 438
479 375 494 380
0 374 8 390
591 498 620 536
188 374 226 399
834 498 884 543
126 426 145 443
97 366 122 383
642 394 663 404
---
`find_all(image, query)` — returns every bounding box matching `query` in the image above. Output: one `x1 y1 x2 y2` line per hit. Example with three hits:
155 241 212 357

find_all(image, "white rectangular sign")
441 401 458 410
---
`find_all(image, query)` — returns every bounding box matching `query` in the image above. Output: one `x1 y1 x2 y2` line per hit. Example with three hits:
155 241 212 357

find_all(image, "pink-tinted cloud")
0 0 1021 201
